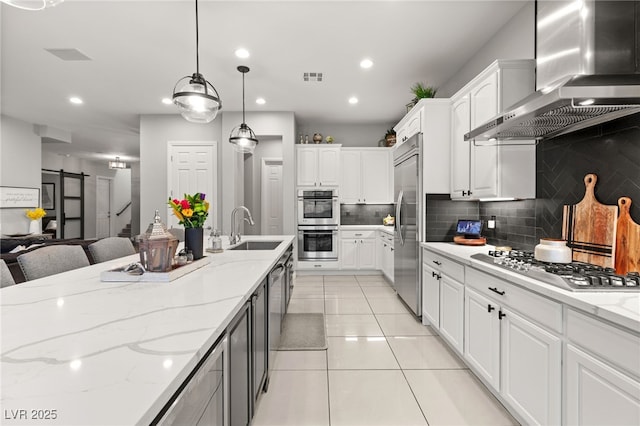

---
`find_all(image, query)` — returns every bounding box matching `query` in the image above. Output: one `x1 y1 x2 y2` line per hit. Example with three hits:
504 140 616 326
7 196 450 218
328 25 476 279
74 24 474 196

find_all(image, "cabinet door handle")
432 260 442 266
498 310 507 320
390 248 394 251
360 240 363 244
487 304 495 313
462 190 468 196
432 272 441 280
363 199 366 202
488 287 505 296
468 190 473 196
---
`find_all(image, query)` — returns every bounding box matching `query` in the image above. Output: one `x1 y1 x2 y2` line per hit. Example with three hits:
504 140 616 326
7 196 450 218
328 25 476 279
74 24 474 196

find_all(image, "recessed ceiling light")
69 96 83 105
235 48 250 59
256 98 266 105
162 98 172 105
348 97 359 104
360 58 373 69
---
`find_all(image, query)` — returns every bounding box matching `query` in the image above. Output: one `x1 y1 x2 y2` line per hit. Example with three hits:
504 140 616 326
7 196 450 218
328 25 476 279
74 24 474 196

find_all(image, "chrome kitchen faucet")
230 206 255 245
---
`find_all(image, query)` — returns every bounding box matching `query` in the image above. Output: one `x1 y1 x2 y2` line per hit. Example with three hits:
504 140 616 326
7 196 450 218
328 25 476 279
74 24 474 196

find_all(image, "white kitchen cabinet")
421 249 465 343
450 59 536 200
464 287 500 389
500 308 561 426
565 308 640 426
439 276 464 354
340 230 376 270
296 145 341 187
565 345 640 426
340 148 392 204
464 268 562 426
394 98 451 194
377 231 394 283
422 263 440 329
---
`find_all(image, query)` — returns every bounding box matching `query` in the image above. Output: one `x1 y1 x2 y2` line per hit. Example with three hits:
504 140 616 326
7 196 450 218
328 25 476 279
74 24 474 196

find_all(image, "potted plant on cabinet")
407 82 437 111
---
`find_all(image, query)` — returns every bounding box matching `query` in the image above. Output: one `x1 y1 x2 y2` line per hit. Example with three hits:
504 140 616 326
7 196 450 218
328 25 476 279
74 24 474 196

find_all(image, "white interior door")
168 142 217 230
261 158 283 235
96 176 112 238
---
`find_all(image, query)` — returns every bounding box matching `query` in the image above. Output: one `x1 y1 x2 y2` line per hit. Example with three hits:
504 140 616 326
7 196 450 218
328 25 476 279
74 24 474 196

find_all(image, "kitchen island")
1 235 294 425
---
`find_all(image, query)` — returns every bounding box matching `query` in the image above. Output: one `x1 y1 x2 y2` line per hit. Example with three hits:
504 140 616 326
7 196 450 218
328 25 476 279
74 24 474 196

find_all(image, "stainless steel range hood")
466 0 640 142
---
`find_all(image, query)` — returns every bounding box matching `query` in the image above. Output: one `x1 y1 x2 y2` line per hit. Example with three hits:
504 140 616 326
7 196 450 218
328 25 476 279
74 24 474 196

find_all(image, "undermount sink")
229 240 282 251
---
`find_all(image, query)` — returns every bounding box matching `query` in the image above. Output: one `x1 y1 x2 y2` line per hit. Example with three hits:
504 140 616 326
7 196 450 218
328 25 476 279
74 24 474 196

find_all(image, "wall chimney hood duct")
466 0 640 142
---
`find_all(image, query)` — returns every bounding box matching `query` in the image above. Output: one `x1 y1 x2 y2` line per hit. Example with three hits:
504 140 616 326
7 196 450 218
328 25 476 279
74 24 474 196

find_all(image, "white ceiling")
1 0 527 162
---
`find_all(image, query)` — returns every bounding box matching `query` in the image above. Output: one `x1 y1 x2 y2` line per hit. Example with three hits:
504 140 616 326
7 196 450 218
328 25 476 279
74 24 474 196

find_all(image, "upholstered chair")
0 259 16 288
17 245 90 281
88 237 136 263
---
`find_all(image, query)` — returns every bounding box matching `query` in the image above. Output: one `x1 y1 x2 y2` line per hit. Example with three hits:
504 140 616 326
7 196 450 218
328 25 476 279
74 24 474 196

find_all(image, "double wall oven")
297 189 339 261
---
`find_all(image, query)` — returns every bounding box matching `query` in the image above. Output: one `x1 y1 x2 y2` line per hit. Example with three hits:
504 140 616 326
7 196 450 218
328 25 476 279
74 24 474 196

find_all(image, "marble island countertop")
421 242 640 332
1 235 294 425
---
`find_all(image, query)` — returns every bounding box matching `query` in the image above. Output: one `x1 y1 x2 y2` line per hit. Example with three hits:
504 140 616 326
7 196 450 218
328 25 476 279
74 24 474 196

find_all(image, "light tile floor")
252 274 519 426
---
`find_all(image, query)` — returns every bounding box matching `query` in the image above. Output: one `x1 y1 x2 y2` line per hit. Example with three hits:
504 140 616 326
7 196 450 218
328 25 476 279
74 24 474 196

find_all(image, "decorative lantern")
137 210 178 272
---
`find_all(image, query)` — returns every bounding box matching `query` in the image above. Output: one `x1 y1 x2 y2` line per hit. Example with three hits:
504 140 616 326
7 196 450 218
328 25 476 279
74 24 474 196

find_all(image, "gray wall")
244 136 283 235
0 115 42 235
437 1 535 98
296 121 396 148
139 114 223 230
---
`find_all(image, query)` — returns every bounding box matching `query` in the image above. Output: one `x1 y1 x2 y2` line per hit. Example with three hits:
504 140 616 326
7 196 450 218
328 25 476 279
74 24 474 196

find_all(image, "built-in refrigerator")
393 133 422 317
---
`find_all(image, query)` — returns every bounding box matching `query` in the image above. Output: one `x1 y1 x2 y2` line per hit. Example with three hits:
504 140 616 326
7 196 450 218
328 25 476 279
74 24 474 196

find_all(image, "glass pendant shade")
172 73 222 124
1 0 63 11
229 65 259 154
229 123 258 153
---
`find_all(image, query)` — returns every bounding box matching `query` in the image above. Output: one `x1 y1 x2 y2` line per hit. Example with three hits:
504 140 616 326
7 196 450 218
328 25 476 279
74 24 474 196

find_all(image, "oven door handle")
299 231 338 236
395 190 404 246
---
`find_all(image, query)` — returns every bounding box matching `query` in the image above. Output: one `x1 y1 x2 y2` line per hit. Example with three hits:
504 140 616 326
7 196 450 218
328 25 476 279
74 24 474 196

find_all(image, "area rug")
278 313 327 351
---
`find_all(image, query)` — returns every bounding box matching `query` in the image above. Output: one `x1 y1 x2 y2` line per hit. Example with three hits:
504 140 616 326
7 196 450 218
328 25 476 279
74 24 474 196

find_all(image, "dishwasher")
154 335 228 426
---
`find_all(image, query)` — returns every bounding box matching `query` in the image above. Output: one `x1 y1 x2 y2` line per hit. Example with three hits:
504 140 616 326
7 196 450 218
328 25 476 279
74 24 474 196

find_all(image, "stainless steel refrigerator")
394 133 423 317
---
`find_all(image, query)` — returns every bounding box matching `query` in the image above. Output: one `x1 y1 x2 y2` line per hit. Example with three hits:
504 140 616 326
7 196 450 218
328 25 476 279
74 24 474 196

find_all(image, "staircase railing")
116 201 132 217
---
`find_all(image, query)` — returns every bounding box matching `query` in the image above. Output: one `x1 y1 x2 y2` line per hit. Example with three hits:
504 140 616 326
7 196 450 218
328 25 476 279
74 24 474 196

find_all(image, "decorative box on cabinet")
341 148 392 204
296 145 341 187
450 59 536 200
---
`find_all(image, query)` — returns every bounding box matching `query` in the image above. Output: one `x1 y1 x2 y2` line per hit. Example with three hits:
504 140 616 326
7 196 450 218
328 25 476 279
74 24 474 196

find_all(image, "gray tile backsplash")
425 194 478 242
340 204 395 225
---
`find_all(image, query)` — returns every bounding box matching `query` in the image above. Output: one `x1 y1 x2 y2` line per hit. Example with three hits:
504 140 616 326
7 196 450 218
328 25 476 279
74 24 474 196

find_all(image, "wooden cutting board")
615 197 640 274
562 174 618 268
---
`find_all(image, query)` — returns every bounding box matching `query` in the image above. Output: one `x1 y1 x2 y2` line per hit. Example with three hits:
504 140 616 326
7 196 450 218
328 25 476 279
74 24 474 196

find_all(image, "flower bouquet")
25 207 47 234
168 193 209 259
168 193 209 228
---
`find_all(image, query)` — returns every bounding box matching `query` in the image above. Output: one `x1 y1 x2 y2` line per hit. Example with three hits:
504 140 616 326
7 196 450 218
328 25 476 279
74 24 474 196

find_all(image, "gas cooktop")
471 250 640 292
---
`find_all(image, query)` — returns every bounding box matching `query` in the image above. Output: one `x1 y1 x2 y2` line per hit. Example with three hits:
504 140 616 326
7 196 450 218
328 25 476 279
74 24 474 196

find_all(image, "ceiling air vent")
45 48 92 61
303 72 323 82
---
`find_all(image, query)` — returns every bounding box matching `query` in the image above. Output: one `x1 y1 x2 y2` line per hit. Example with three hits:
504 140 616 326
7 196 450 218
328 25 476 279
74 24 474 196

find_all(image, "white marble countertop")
421 242 640 332
340 224 395 235
1 235 294 425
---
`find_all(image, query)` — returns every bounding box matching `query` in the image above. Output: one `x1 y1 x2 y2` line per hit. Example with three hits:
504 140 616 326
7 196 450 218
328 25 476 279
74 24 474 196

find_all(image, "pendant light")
108 157 127 170
0 0 63 11
172 0 222 124
229 66 259 153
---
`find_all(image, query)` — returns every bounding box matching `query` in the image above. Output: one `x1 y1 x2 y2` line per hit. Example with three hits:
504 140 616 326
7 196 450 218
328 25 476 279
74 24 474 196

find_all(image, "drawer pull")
355 233 363 236
498 310 507 320
432 260 442 266
488 287 505 296
487 304 495 313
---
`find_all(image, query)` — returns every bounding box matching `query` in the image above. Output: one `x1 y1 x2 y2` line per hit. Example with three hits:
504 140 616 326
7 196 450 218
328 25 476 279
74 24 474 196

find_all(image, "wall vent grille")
303 72 323 82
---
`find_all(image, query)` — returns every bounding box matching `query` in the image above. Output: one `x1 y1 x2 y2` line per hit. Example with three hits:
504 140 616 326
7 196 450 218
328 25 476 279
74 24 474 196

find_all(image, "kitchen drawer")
567 308 640 376
466 267 563 334
422 249 464 283
379 231 394 244
342 230 376 239
297 260 340 270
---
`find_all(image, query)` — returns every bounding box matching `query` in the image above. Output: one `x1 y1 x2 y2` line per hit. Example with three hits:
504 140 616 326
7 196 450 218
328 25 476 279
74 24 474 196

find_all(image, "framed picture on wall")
42 183 55 210
0 186 40 209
